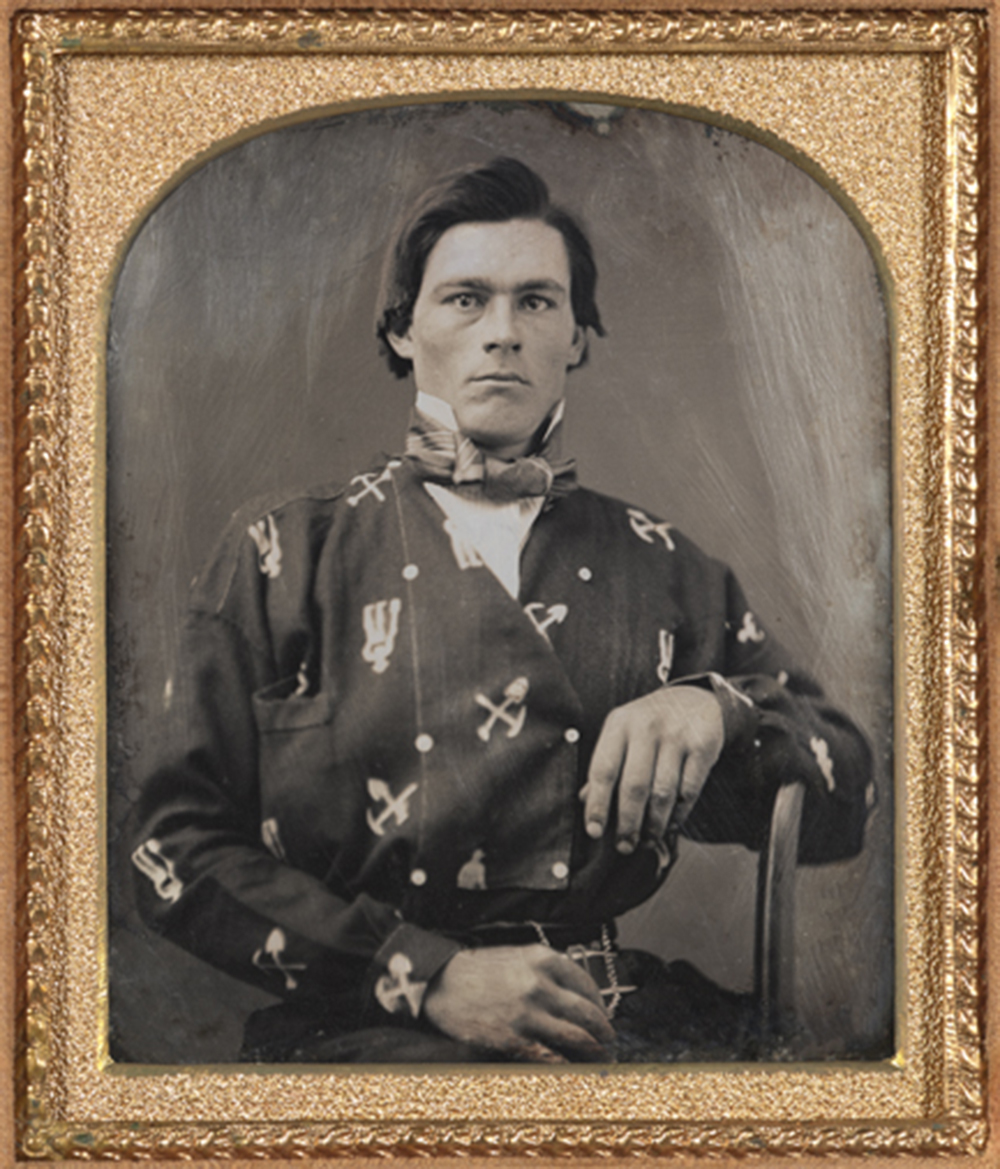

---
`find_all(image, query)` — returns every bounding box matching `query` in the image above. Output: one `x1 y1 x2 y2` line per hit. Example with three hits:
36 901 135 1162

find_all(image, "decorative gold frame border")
11 7 986 1160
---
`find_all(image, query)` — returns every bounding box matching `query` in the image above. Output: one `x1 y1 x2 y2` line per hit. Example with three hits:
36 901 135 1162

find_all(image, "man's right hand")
422 944 616 1062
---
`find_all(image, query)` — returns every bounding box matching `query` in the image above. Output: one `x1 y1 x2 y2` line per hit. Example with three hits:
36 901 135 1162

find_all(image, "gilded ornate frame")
11 7 987 1160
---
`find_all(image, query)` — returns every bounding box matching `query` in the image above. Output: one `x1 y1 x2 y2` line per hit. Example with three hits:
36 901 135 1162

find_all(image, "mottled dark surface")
106 101 893 1064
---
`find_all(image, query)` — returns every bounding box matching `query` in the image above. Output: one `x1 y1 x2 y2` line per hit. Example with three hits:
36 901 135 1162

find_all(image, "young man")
133 158 872 1063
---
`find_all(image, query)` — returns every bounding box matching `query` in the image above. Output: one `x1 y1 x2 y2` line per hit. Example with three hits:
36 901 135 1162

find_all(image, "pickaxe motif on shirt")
361 598 402 674
476 676 530 742
524 602 568 642
247 514 283 579
626 507 675 550
252 927 306 991
375 952 426 1018
736 610 766 644
656 629 675 684
347 466 394 507
366 778 419 836
131 838 184 903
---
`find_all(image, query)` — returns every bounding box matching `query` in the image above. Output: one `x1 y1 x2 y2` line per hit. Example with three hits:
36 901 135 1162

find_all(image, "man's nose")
482 297 521 352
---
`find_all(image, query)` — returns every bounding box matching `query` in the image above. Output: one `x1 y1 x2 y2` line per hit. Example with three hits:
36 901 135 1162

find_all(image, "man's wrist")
668 673 756 751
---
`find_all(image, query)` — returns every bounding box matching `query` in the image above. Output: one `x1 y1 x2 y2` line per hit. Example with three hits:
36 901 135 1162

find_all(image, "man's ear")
386 329 415 361
567 325 587 369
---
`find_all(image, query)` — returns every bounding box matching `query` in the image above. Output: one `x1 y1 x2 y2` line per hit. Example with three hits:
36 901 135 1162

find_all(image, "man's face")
389 219 585 458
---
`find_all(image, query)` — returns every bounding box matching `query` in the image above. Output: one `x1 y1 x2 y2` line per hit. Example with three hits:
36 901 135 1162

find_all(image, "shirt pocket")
250 678 349 864
251 675 335 733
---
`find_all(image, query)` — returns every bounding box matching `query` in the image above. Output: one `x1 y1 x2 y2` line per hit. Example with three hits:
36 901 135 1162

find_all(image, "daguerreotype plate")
12 5 987 1160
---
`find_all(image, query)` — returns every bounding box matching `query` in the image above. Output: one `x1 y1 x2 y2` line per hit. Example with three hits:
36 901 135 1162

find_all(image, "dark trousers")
240 951 756 1064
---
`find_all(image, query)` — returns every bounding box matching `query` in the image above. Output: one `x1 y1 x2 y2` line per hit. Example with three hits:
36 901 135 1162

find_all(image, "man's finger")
528 1015 612 1061
584 715 627 839
543 950 609 1014
540 955 616 1045
614 736 658 854
644 743 683 841
509 1039 569 1064
546 985 617 1046
675 747 714 825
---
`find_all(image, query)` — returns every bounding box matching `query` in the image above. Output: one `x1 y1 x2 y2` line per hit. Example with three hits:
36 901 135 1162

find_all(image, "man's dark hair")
376 157 605 378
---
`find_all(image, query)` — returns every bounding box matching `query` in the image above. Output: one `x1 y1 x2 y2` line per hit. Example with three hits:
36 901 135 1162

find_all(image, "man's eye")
447 292 483 310
521 294 555 312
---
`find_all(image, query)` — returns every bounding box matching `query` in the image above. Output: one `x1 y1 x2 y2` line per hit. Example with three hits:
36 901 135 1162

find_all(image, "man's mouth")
471 372 528 385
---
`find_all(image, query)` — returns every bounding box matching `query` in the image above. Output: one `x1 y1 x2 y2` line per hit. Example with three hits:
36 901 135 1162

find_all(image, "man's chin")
455 416 536 460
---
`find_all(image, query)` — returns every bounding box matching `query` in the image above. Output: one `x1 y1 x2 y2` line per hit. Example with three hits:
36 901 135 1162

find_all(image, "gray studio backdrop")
106 101 893 1063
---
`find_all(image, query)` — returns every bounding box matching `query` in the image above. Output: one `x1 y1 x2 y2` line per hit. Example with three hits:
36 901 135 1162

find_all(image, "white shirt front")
416 392 550 599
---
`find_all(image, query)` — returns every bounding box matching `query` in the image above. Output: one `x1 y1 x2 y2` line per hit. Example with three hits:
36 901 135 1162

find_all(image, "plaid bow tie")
403 406 577 505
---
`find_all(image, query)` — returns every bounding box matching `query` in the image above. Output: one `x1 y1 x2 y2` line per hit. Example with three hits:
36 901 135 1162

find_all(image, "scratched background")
105 101 893 1063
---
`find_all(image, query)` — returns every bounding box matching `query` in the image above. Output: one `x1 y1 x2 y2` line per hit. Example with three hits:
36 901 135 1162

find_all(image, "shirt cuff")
370 923 465 1021
669 671 758 751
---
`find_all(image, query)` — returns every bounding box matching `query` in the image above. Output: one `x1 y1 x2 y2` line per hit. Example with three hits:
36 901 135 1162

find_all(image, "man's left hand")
582 685 724 855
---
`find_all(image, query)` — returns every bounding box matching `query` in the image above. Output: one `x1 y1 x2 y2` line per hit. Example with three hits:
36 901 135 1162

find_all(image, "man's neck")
413 392 565 459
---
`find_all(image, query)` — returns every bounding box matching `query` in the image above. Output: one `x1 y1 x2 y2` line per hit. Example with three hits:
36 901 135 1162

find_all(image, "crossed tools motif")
347 466 393 507
627 507 676 551
375 952 426 1018
524 601 568 641
476 676 530 742
252 927 306 992
366 778 419 836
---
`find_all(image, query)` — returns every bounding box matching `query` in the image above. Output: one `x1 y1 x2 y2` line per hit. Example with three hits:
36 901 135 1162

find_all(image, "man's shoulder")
226 452 409 531
563 485 710 563
191 454 407 610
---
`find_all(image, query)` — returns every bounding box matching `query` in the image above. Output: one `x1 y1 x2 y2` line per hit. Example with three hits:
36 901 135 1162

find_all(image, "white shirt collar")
415 392 566 446
416 391 460 431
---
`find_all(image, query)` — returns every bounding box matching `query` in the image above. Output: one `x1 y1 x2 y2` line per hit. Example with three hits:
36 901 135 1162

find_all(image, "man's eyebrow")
432 277 568 294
